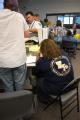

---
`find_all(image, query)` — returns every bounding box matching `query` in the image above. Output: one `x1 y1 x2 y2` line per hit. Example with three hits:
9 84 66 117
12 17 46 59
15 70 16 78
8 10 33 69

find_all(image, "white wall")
18 0 80 19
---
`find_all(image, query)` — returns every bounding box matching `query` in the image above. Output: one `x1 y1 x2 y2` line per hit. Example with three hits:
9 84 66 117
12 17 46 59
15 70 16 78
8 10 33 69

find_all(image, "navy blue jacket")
36 54 74 95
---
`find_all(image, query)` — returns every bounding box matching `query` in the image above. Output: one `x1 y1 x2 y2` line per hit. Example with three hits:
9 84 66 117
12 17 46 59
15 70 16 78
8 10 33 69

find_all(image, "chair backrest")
62 40 75 49
44 77 80 120
62 77 80 94
0 90 33 120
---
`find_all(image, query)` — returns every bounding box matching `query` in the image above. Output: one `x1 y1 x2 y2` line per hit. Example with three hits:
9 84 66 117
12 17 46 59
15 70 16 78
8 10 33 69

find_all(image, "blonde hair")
40 39 61 59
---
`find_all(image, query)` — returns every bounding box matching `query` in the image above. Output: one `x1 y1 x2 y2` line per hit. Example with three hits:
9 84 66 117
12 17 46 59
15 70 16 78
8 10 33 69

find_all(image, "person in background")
73 23 77 35
63 29 78 49
36 39 74 103
54 20 66 44
73 29 80 41
34 14 40 21
25 11 42 44
43 18 52 27
0 0 29 92
73 29 77 36
34 14 45 28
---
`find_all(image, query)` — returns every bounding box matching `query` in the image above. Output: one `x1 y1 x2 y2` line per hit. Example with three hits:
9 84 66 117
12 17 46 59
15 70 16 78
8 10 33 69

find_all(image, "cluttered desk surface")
26 44 40 67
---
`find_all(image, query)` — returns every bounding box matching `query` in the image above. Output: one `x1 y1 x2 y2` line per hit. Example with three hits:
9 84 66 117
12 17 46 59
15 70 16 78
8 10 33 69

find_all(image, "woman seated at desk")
36 39 74 103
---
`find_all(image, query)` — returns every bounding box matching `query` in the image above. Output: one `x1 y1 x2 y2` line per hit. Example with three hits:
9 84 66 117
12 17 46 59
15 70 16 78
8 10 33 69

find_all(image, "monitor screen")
75 16 80 24
64 17 69 24
57 16 64 22
70 17 73 24
0 0 4 11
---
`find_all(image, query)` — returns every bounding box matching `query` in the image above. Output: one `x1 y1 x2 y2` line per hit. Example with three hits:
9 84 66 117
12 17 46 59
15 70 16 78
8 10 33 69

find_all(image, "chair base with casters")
43 77 80 120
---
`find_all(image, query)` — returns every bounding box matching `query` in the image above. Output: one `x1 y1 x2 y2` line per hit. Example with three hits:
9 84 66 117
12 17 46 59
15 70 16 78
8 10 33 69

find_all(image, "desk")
26 55 36 67
25 44 39 89
25 44 39 53
25 54 37 90
27 63 36 67
26 44 39 67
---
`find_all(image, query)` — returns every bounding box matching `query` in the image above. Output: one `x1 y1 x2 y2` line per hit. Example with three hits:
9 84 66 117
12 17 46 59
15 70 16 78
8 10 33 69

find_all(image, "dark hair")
4 0 11 8
73 29 76 35
40 39 61 59
44 18 48 22
34 14 39 17
56 20 62 26
25 11 34 16
4 0 18 11
67 30 72 36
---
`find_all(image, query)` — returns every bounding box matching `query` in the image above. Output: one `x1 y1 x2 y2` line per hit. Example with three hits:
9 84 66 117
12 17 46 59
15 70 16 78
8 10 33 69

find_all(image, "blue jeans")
0 64 27 92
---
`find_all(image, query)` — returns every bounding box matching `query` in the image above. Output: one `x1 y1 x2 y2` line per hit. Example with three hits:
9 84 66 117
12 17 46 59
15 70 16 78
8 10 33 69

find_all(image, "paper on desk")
26 55 36 64
29 45 39 52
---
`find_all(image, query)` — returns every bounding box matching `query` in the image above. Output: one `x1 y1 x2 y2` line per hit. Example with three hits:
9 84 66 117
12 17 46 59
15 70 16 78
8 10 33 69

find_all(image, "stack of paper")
26 55 36 64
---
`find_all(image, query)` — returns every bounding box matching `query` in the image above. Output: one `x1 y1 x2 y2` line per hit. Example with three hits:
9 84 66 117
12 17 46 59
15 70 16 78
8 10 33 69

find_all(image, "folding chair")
44 77 80 120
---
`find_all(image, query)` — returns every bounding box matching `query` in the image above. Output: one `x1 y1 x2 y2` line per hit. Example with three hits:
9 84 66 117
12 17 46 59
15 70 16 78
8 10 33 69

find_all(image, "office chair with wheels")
44 77 80 120
61 40 77 57
0 90 33 120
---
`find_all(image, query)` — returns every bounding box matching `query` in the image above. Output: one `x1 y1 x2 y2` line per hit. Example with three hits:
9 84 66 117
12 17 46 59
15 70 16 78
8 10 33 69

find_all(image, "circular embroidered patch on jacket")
50 56 71 76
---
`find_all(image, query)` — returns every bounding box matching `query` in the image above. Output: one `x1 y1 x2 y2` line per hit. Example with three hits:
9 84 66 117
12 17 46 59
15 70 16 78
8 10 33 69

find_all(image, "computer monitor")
75 16 80 24
57 16 64 23
70 17 73 24
0 0 4 11
63 17 69 24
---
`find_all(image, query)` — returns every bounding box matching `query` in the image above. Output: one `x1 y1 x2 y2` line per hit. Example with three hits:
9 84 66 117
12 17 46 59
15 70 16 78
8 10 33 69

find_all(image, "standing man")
34 14 46 28
0 0 29 92
25 11 42 44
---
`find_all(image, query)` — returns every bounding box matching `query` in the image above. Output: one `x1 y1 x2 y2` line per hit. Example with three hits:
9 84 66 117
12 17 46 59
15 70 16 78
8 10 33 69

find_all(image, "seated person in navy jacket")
36 39 74 103
63 30 78 49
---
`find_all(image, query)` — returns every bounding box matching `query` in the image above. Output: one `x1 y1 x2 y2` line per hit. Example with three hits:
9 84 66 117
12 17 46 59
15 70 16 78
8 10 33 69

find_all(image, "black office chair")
44 77 80 120
61 40 77 57
0 90 33 120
